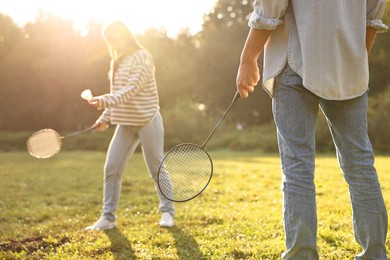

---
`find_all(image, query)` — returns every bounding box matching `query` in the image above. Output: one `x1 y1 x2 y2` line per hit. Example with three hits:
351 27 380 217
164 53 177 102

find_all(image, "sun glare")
0 0 217 37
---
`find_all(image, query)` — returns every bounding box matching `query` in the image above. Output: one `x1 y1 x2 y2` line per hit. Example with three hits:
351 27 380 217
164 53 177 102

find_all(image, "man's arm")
236 28 271 98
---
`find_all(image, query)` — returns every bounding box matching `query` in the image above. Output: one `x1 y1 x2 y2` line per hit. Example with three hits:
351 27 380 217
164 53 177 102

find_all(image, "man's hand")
236 62 260 99
236 28 271 99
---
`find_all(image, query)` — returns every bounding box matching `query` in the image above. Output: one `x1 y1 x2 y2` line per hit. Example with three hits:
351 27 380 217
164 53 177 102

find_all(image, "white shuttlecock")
81 89 93 101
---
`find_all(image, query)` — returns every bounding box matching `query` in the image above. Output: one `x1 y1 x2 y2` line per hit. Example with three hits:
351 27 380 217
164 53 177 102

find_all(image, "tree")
138 28 201 108
0 1 389 135
369 7 390 94
0 13 109 131
197 0 272 126
0 14 26 130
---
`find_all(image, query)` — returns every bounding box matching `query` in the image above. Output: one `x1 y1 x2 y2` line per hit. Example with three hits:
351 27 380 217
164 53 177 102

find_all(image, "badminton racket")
26 125 97 159
157 91 241 202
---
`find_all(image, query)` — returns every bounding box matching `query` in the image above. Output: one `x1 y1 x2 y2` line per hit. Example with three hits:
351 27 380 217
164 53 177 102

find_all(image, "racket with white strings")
26 125 97 159
157 91 241 202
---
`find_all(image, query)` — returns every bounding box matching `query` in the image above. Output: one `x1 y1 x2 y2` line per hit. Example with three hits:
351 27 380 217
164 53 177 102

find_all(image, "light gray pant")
101 112 174 221
274 65 387 260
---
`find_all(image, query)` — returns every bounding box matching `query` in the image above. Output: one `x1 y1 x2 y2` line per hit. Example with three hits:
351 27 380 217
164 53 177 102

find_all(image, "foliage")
368 86 390 152
0 151 389 259
0 1 389 151
0 108 388 153
366 1 390 95
197 0 273 125
0 123 278 154
0 13 109 131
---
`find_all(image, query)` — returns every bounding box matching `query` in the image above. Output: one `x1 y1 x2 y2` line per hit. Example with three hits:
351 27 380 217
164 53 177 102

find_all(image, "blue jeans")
101 112 174 221
272 65 388 260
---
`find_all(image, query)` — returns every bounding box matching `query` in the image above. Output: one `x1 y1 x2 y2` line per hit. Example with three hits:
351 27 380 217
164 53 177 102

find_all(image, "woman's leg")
138 112 174 216
102 125 140 221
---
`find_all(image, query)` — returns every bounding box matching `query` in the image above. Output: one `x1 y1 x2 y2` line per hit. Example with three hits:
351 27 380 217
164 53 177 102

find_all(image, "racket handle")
233 90 240 103
63 125 98 139
202 64 262 147
202 90 240 148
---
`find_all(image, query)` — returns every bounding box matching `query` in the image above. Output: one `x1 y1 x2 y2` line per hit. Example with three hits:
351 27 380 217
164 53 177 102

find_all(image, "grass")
0 150 389 259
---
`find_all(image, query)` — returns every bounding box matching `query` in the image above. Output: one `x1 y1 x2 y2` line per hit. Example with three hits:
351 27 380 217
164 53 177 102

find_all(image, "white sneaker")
159 212 174 227
85 216 116 230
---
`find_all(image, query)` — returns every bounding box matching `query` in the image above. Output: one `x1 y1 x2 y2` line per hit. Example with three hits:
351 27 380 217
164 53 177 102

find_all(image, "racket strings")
27 129 62 158
158 144 212 202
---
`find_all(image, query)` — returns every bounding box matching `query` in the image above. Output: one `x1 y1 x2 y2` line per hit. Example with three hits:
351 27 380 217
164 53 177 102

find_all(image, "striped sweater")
96 49 160 126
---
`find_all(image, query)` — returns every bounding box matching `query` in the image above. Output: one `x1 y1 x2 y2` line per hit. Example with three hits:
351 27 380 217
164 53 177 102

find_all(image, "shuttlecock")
81 89 93 101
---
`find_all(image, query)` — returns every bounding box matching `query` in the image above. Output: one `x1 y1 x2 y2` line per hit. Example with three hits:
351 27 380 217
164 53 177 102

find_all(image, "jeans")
101 111 174 221
272 65 388 260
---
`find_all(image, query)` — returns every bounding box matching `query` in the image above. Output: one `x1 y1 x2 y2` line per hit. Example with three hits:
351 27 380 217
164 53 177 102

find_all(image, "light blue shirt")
249 0 388 100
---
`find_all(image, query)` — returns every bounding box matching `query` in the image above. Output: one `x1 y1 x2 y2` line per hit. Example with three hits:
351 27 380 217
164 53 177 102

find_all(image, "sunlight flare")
0 0 217 37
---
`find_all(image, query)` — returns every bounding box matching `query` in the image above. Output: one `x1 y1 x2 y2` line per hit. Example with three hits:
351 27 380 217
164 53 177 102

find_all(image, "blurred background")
0 0 389 153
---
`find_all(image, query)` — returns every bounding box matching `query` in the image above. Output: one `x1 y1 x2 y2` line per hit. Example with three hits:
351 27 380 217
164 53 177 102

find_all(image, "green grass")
0 151 389 259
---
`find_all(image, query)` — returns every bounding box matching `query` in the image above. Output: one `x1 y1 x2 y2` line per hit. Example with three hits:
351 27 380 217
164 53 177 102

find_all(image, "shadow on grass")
167 226 204 259
104 228 136 260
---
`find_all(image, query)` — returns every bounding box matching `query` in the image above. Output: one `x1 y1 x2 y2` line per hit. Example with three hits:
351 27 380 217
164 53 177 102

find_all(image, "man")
236 1 388 259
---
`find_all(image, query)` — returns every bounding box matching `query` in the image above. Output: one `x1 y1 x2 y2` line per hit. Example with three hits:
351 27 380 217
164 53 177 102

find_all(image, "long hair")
102 21 144 79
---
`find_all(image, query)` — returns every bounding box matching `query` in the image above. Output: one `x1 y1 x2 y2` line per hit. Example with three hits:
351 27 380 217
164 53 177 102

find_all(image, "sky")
0 0 218 37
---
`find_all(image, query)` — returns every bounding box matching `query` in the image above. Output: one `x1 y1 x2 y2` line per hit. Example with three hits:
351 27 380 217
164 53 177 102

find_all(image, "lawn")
0 151 389 259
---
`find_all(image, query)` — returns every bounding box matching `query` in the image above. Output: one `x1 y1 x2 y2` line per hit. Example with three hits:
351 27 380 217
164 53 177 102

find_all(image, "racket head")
157 143 213 202
26 129 62 159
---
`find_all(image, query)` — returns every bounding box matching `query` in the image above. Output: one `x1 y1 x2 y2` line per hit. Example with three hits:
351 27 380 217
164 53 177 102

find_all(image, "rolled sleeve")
248 0 288 30
367 0 388 32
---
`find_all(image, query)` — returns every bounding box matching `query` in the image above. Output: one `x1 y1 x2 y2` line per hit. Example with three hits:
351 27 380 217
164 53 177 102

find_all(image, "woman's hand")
93 121 109 132
88 98 99 108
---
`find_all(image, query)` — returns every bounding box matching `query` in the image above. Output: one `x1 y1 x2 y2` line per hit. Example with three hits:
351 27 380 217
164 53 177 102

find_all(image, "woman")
85 21 174 230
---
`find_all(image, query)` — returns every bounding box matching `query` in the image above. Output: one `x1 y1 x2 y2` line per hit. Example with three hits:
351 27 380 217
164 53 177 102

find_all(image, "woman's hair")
102 21 143 60
102 21 144 79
